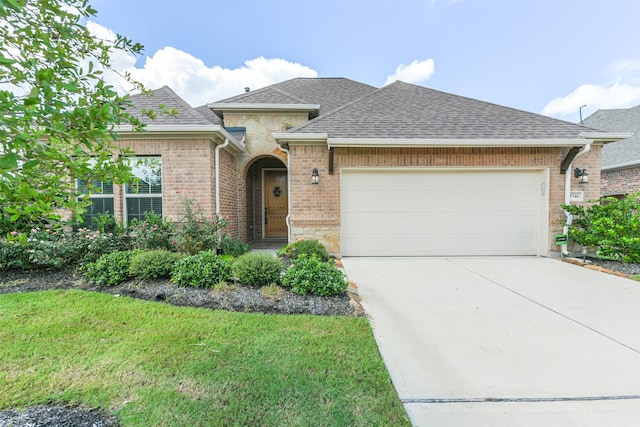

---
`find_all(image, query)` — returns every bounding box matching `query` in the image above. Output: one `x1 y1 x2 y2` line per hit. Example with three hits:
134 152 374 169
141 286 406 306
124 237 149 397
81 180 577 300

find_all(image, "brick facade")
287 144 602 256
111 137 242 239
601 167 640 198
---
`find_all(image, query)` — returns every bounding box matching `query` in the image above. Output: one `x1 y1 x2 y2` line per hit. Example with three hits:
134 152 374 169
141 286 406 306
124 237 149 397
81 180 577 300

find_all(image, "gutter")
215 138 230 214
562 143 591 256
278 145 292 244
116 125 246 153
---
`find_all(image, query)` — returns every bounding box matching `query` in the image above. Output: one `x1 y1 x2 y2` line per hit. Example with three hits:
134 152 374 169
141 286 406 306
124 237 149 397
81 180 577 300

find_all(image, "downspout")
562 143 591 256
215 138 230 214
279 145 292 244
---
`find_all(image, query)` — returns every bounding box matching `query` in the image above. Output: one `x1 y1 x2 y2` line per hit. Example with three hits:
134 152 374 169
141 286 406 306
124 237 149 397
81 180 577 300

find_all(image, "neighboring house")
582 105 640 198
94 78 623 257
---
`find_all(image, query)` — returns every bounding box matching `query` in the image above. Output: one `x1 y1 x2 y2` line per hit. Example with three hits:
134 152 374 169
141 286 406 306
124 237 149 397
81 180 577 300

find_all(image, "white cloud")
129 49 318 105
542 59 640 119
384 59 435 86
87 21 318 106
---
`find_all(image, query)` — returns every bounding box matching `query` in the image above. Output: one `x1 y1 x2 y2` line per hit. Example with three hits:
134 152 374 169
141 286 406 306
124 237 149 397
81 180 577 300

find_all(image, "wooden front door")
264 170 288 238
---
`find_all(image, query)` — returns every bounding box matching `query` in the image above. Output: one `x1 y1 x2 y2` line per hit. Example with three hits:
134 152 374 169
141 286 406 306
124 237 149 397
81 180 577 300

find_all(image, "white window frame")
123 156 163 225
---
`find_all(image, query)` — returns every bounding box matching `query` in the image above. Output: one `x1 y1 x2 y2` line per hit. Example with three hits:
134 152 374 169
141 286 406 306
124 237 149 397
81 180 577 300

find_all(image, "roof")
127 86 219 126
583 105 640 169
288 81 594 140
213 78 378 116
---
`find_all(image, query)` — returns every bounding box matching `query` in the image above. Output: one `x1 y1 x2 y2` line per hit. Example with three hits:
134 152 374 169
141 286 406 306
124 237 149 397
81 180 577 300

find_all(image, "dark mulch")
0 268 359 316
584 257 640 276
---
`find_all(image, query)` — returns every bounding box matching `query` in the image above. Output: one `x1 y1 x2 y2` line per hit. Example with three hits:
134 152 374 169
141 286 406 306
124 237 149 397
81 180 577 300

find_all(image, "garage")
340 169 547 256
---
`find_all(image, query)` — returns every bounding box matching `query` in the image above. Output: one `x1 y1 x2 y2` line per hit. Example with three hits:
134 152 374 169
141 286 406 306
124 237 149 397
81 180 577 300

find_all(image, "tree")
0 0 152 229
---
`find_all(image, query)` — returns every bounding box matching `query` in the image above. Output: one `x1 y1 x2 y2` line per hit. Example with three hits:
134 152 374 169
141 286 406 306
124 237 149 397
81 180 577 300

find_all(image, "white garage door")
341 169 543 256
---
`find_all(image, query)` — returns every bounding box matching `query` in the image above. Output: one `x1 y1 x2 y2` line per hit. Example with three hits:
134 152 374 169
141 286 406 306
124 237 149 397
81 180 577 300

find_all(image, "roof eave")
579 132 633 144
326 138 596 148
115 125 247 153
602 160 640 172
208 103 321 116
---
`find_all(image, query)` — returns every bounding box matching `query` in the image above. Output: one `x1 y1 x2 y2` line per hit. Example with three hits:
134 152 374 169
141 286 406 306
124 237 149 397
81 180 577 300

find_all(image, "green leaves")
0 0 149 225
0 153 18 170
563 193 640 262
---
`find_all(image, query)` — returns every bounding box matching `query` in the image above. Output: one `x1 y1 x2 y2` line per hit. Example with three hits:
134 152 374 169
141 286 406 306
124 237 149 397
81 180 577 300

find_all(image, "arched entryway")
244 156 288 243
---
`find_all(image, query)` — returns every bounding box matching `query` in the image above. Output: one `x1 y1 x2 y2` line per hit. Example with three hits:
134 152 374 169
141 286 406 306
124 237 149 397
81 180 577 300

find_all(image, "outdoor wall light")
573 168 589 184
312 168 319 185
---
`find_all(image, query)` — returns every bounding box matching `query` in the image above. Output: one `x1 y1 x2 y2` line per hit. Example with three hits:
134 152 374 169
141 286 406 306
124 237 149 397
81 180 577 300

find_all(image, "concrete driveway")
341 257 640 427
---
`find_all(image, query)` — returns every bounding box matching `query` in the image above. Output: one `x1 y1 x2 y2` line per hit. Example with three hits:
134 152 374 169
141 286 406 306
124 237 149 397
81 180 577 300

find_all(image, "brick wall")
288 144 602 255
112 138 241 233
601 166 640 197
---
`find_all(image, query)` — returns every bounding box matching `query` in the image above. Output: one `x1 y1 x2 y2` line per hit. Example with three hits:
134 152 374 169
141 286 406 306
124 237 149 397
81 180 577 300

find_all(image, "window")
124 157 163 223
77 179 115 225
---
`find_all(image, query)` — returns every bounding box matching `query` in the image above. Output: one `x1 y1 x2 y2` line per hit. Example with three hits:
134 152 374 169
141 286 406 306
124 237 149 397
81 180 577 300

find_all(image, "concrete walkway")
341 257 640 426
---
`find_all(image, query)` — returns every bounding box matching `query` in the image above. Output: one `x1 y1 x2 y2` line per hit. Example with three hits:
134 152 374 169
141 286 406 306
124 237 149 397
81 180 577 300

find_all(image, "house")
582 105 640 198
95 78 623 257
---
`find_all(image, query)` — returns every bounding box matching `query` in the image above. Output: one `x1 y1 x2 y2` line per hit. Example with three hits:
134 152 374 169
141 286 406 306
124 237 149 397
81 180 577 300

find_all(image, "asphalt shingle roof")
583 105 640 168
214 78 378 116
128 86 218 126
290 81 593 140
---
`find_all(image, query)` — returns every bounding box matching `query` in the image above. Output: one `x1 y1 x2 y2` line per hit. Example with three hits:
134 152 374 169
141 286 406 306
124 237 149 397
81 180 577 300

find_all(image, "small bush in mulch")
171 250 231 288
129 249 184 280
233 252 284 286
278 239 331 263
81 250 138 286
282 254 347 297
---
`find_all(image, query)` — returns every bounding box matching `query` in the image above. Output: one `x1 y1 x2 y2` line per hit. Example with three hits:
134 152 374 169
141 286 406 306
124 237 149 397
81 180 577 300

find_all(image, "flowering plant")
176 198 232 255
129 212 176 251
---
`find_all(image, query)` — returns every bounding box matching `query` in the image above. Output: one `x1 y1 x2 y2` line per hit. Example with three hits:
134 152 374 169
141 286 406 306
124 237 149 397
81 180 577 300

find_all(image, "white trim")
261 168 288 240
602 160 640 172
579 131 633 142
273 132 328 142
328 138 592 148
115 125 246 153
208 103 320 112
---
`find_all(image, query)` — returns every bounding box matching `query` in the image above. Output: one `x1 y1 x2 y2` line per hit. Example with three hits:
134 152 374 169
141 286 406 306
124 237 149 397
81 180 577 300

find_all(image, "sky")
88 0 640 124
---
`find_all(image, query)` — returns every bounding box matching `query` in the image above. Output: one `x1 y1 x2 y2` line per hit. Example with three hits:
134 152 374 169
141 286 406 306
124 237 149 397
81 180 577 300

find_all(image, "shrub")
171 251 231 288
0 227 82 270
175 198 232 255
74 227 130 265
282 254 347 297
89 212 123 235
220 235 250 257
278 239 331 262
129 212 176 251
129 250 184 280
233 252 284 286
82 250 137 286
564 193 640 262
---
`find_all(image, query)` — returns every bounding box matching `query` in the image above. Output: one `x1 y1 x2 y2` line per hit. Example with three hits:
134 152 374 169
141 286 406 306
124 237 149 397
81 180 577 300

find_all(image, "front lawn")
0 290 409 426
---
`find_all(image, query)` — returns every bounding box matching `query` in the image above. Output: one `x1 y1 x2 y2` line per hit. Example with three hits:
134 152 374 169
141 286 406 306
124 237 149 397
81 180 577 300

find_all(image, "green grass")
0 290 409 426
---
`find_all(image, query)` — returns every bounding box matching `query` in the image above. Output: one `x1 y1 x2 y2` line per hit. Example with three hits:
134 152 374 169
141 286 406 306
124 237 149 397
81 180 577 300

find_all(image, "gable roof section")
119 86 245 152
583 105 640 170
285 81 597 143
194 104 223 125
211 78 378 116
127 86 216 125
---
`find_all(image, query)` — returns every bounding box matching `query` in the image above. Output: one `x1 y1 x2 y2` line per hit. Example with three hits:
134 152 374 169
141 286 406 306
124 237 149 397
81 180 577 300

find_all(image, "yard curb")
335 258 365 316
562 258 629 278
